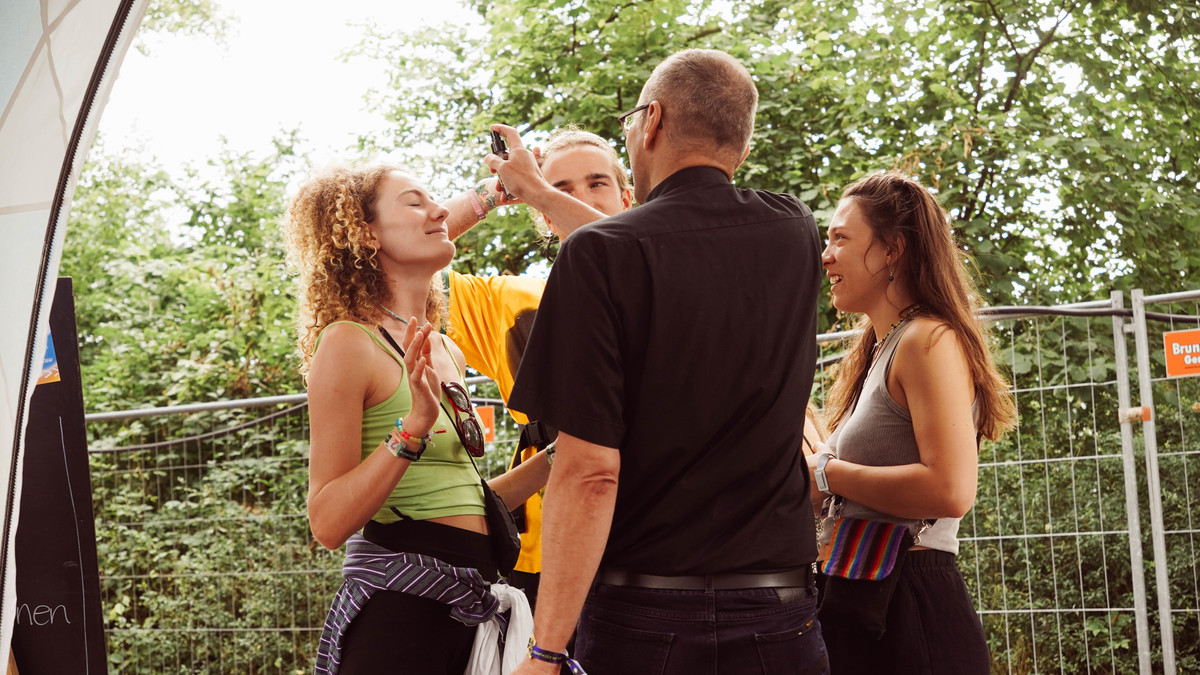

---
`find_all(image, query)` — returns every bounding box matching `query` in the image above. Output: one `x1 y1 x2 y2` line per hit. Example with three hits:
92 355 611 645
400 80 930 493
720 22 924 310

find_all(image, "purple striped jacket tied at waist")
315 533 530 675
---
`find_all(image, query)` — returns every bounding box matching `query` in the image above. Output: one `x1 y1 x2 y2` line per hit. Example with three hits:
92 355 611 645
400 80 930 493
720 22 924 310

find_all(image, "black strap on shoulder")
517 420 557 452
379 327 412 523
378 326 405 357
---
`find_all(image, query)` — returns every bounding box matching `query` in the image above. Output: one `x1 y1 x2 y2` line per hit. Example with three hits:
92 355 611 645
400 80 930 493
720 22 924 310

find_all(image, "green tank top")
315 321 486 524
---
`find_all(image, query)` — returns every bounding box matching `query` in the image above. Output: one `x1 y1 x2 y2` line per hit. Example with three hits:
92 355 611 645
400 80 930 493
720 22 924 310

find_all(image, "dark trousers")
338 519 495 675
820 550 989 674
575 581 829 675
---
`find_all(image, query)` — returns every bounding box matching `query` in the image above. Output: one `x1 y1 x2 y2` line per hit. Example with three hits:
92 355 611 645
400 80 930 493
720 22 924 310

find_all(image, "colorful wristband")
467 189 487 221
527 638 587 674
382 429 404 457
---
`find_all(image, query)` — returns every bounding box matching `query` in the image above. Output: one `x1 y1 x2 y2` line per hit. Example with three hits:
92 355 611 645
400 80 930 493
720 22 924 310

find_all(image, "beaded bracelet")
395 418 436 444
396 422 430 445
389 418 434 462
527 638 587 674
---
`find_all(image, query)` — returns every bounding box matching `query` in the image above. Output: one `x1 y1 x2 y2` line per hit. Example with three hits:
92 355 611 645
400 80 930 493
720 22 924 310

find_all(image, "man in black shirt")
507 49 827 674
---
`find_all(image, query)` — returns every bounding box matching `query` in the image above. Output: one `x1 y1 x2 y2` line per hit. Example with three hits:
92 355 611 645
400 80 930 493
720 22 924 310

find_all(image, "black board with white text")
11 278 107 674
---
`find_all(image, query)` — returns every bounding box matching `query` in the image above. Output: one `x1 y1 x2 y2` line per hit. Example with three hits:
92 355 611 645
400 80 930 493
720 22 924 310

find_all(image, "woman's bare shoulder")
902 316 961 353
310 322 383 383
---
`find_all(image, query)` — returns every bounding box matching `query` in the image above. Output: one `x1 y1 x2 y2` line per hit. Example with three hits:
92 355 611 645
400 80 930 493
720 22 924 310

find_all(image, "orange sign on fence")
1164 328 1200 378
476 405 496 443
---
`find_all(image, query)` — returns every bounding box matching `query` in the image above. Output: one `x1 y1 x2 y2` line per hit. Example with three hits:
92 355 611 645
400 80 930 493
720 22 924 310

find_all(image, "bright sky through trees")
100 0 475 180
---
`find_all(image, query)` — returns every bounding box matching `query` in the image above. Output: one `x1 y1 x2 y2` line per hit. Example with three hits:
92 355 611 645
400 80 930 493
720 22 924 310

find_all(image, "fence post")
1130 288 1176 674
1111 291 1153 674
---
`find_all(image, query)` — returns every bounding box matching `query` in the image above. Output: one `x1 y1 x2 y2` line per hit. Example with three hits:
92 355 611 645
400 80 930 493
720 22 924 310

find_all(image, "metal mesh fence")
1133 292 1200 675
88 385 523 674
961 305 1145 674
86 298 1200 673
89 401 334 674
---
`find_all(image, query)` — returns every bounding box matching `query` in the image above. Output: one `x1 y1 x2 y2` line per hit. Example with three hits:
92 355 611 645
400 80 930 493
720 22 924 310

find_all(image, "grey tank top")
818 318 972 555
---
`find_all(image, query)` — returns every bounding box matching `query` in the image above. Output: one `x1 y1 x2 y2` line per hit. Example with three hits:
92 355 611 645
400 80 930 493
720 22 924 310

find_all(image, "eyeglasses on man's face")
442 381 485 457
617 103 651 131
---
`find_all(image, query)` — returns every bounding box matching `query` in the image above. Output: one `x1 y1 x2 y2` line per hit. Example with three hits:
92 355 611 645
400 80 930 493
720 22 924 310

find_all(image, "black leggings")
337 519 496 675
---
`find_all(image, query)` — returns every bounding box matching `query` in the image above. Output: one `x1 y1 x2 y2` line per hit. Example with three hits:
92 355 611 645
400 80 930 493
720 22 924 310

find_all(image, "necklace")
871 304 923 360
379 305 410 325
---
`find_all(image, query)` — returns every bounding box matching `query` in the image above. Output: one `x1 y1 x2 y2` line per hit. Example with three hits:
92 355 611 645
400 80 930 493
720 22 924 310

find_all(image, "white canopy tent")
0 0 149 664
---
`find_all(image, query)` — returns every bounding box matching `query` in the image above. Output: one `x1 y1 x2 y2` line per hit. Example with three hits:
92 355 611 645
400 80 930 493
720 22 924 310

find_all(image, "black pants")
338 519 495 675
820 550 989 674
575 581 827 674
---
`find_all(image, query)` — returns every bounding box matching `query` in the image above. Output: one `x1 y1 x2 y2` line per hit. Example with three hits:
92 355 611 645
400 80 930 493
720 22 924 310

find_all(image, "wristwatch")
814 451 834 496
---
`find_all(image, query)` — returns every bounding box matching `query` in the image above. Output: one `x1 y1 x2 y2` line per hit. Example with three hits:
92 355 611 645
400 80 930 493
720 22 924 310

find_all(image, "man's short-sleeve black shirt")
509 166 822 575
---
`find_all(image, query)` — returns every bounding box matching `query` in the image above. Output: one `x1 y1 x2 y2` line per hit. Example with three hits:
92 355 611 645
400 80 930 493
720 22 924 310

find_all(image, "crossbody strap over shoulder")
377 326 492 523
315 320 405 368
877 319 984 452
378 326 406 357
832 318 939 538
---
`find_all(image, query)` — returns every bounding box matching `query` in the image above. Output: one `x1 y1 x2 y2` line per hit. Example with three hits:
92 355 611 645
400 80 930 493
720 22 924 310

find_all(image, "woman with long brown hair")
809 171 1015 673
287 163 550 674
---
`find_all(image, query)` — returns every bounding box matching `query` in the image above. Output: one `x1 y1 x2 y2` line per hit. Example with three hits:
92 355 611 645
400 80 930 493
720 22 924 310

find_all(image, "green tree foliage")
61 137 304 419
359 0 1199 309
93 415 336 673
66 138 326 672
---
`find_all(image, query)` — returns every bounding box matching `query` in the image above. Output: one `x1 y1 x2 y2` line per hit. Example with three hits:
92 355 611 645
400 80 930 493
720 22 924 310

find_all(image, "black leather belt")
595 566 813 591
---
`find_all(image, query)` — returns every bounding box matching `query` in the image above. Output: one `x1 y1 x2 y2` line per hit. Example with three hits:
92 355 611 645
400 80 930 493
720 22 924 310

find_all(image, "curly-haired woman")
287 164 550 674
810 172 1015 674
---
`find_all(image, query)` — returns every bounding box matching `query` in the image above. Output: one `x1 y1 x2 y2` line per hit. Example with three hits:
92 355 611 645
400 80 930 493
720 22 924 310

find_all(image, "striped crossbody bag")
818 499 934 638
821 514 928 581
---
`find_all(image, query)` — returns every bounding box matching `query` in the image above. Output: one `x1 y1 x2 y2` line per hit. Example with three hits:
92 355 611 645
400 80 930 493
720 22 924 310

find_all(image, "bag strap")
829 323 991 540
377 326 497 512
378 326 406 357
518 420 557 452
382 325 482 473
435 393 493 495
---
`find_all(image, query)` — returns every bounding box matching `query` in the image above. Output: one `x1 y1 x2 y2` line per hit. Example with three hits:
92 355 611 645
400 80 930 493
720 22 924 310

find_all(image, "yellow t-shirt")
447 271 548 574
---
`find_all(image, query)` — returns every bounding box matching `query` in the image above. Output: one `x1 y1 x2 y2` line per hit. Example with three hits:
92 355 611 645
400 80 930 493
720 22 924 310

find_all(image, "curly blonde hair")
285 163 447 374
